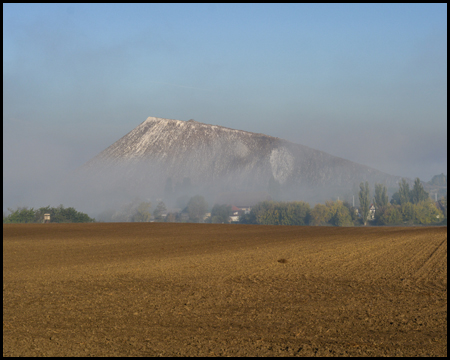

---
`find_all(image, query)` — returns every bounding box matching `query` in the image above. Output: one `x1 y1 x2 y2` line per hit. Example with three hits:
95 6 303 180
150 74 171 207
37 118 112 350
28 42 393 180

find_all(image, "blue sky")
3 3 447 209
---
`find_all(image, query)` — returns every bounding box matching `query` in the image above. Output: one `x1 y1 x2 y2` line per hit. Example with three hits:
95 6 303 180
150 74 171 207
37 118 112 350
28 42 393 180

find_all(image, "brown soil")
3 223 447 357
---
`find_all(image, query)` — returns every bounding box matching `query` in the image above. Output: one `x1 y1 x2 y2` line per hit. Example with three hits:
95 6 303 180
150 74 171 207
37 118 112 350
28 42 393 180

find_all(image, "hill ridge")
71 116 408 212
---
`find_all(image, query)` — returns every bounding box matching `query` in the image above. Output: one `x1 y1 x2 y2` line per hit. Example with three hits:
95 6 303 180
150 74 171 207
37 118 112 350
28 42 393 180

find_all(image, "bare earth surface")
3 224 447 357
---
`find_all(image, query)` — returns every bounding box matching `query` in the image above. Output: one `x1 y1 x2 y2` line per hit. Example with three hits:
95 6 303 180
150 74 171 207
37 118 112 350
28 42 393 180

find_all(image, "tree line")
3 205 95 224
239 199 358 226
117 177 445 226
240 178 445 226
4 178 446 226
96 195 210 223
373 178 446 226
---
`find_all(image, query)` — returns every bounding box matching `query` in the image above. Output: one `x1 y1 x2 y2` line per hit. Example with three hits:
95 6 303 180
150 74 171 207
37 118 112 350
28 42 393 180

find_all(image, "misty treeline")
373 178 447 226
3 176 446 226
3 205 95 224
95 195 209 223
95 177 446 226
244 179 445 226
242 178 445 227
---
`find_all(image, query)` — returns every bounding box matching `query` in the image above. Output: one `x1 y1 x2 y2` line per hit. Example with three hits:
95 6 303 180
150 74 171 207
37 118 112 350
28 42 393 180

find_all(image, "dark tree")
131 202 152 222
186 195 208 223
410 178 429 204
359 181 370 225
153 201 167 221
398 178 411 205
374 183 389 208
390 192 401 205
3 205 95 223
211 204 231 224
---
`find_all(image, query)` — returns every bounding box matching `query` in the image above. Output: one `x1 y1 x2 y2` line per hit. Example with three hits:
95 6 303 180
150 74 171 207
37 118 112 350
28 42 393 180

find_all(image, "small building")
235 206 251 214
43 213 51 223
229 206 251 223
355 206 375 221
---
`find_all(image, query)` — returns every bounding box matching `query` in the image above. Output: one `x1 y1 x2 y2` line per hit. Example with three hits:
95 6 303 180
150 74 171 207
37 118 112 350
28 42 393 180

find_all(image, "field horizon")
3 223 447 356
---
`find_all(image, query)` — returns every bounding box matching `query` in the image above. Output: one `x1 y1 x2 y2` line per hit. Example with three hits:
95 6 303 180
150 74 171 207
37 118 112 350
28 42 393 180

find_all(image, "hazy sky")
3 3 447 210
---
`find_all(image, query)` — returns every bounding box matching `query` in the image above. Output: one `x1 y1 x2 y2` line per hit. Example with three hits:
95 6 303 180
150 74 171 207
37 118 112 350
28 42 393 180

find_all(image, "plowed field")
3 224 447 357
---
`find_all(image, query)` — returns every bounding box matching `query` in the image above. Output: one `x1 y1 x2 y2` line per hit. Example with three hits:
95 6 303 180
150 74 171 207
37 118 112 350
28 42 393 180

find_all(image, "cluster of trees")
94 176 445 226
373 178 445 225
3 205 95 224
240 201 310 225
239 178 445 227
96 195 210 223
158 195 210 223
210 204 232 223
239 200 356 226
8 176 443 227
96 199 153 222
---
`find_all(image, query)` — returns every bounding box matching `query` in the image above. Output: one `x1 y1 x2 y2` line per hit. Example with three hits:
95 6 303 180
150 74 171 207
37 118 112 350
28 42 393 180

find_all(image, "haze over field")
3 4 447 213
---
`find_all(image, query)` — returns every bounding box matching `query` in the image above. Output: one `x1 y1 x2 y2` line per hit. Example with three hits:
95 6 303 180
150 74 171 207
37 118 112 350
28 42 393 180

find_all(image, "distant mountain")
67 117 407 212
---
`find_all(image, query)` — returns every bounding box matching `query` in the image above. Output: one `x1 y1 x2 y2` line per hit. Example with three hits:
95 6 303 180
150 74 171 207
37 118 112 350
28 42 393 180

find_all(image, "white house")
368 204 376 220
356 205 376 221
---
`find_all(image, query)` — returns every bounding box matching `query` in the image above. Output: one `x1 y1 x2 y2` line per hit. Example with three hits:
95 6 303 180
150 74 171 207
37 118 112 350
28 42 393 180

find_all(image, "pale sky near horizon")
3 3 447 210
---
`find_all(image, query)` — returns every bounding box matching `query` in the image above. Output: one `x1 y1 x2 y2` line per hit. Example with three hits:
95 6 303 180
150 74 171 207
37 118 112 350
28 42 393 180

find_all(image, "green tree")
401 202 416 224
329 201 353 227
4 207 35 223
374 183 389 208
283 201 310 226
211 204 231 224
238 211 257 224
414 200 443 224
390 192 401 205
153 201 167 221
359 181 370 225
378 205 402 225
132 202 152 222
43 205 95 223
410 178 429 204
252 201 279 225
186 195 208 222
398 178 411 205
309 203 332 226
343 201 358 222
248 201 310 226
4 205 95 223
